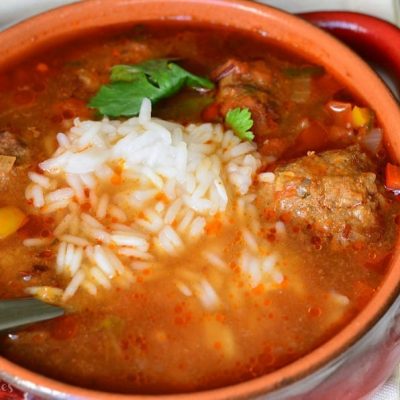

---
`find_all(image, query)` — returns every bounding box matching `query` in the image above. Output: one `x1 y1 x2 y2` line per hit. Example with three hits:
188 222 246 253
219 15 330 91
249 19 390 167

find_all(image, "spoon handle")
0 298 64 333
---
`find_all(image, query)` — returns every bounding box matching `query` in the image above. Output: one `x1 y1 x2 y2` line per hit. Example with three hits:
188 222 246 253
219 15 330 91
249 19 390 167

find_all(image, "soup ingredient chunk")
0 131 29 163
263 146 386 243
385 162 400 192
211 59 283 139
0 206 26 239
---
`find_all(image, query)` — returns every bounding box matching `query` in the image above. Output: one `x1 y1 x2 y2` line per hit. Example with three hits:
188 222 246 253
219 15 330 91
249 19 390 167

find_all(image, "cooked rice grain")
24 98 275 303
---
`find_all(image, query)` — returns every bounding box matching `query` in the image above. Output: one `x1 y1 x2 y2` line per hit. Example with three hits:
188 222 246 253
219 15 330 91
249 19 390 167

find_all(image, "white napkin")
370 366 400 399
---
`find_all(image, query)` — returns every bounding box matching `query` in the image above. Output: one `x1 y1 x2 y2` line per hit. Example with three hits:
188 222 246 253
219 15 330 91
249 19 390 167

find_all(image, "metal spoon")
0 298 64 333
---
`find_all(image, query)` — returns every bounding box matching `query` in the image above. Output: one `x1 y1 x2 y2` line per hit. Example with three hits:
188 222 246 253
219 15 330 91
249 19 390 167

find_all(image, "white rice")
262 253 279 273
28 171 51 189
108 204 127 222
41 200 69 214
59 234 90 247
203 251 227 271
242 229 259 253
196 279 220 310
81 213 105 229
24 98 285 304
118 247 154 260
82 281 97 296
62 270 85 300
56 241 67 273
130 261 152 271
111 233 149 249
189 216 206 237
30 184 45 208
275 221 286 236
23 238 53 247
64 243 75 270
93 245 116 278
96 193 109 219
331 291 350 306
69 246 84 275
45 188 74 203
258 171 275 183
53 214 72 236
176 281 193 297
90 267 111 289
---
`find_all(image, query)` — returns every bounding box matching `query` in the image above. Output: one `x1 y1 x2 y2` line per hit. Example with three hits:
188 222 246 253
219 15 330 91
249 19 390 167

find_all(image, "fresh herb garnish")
225 107 254 141
89 59 214 117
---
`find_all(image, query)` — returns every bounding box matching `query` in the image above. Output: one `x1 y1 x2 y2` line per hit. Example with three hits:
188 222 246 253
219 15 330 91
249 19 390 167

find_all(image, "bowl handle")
299 11 400 95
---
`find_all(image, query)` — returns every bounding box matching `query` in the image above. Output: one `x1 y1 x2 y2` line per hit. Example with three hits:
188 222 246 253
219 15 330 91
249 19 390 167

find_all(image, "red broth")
0 22 398 394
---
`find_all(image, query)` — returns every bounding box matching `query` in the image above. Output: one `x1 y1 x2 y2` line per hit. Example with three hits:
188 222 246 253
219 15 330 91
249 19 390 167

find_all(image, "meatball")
211 59 282 140
260 146 387 243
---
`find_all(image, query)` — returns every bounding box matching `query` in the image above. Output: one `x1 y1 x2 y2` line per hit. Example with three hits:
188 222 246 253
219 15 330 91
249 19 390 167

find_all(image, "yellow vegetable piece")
25 286 63 304
0 206 27 239
352 106 370 128
0 155 16 173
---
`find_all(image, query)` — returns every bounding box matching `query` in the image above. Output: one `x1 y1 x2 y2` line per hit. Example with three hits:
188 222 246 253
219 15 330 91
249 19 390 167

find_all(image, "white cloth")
0 1 399 399
370 366 400 399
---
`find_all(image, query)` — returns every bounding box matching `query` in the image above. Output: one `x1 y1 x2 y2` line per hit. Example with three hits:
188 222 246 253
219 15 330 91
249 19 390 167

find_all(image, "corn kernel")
352 106 370 128
0 206 27 239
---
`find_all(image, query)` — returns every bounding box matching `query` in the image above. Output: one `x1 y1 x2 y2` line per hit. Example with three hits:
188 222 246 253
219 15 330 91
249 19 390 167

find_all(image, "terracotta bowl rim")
0 0 400 399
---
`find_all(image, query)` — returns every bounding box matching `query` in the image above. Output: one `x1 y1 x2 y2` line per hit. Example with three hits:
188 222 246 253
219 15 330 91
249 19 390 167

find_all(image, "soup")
0 22 399 394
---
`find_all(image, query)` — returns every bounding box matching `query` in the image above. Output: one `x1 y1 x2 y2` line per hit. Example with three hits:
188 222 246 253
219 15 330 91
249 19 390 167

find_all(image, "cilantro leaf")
225 107 254 141
89 59 214 117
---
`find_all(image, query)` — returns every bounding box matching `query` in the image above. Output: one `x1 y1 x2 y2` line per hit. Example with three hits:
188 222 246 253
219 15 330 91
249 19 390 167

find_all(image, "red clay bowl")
0 1 400 399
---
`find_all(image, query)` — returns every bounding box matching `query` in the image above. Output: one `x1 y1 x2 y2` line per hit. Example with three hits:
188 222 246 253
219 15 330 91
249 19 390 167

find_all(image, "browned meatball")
260 146 387 244
211 59 282 140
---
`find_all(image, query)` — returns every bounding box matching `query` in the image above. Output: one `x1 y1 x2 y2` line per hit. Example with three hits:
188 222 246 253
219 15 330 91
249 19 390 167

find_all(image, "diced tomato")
17 215 49 238
36 63 49 73
274 186 297 201
328 126 354 146
201 102 220 122
260 137 291 158
385 163 400 191
294 121 329 154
